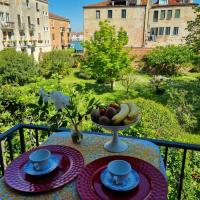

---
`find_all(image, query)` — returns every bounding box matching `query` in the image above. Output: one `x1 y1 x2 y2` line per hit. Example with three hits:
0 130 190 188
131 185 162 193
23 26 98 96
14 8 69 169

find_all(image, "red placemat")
5 145 84 193
76 156 167 200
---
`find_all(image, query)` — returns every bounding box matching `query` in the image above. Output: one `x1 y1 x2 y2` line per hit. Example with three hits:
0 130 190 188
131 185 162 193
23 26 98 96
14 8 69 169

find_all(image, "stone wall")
84 6 146 47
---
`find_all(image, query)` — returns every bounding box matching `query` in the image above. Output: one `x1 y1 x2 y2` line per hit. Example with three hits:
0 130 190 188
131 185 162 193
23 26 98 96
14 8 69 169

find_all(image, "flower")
39 88 49 103
50 91 70 111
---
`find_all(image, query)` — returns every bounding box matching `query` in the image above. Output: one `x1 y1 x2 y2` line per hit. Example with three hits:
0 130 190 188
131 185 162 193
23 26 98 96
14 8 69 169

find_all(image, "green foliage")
82 20 132 90
39 49 75 79
186 6 200 52
122 98 183 138
121 67 136 94
0 48 37 86
166 88 197 132
144 45 195 76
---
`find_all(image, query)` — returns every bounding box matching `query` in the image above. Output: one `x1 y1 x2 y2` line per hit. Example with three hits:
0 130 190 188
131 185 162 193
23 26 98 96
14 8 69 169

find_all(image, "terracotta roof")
84 0 197 8
83 1 111 8
49 12 69 22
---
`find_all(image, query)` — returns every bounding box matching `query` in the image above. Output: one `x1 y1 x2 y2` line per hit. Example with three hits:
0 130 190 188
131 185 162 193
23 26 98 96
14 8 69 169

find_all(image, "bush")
0 48 37 86
122 98 183 138
39 49 75 78
144 45 195 76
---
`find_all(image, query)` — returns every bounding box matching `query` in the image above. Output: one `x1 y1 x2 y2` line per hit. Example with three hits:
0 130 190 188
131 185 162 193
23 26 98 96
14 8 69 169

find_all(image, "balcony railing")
0 0 10 5
0 124 199 200
1 22 15 30
28 24 35 32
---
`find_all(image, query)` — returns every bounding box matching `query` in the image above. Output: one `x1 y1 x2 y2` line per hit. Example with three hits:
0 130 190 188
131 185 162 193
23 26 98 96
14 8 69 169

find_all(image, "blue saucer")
100 168 140 192
23 155 59 176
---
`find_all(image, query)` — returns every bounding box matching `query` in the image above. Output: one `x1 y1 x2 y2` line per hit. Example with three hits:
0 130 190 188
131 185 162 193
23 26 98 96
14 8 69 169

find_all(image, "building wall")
71 32 84 41
84 3 197 48
50 18 70 49
84 6 146 47
0 1 10 50
146 5 196 47
0 0 51 60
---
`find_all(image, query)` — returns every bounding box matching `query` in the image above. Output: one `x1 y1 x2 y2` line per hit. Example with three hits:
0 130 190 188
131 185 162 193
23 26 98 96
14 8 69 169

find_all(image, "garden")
0 18 200 199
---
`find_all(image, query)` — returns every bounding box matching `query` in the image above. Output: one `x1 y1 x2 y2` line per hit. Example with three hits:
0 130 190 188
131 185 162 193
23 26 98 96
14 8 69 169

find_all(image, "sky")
49 0 200 32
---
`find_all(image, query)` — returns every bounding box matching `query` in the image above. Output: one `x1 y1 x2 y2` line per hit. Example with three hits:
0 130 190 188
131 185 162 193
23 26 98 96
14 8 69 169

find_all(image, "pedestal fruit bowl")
91 102 140 153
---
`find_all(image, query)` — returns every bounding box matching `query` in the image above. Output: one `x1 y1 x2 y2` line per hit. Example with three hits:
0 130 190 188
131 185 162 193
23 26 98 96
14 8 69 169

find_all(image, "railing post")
177 149 187 200
7 136 13 161
0 142 5 176
164 146 168 168
19 128 26 153
35 129 39 147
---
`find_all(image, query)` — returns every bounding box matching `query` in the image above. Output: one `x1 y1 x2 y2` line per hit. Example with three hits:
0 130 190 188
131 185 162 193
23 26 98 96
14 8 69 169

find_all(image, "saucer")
23 155 59 176
100 168 140 192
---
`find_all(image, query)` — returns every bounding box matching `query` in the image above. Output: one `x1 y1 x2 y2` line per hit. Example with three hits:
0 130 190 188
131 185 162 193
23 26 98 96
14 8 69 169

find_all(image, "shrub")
0 48 37 86
144 45 195 76
39 49 75 78
122 98 183 138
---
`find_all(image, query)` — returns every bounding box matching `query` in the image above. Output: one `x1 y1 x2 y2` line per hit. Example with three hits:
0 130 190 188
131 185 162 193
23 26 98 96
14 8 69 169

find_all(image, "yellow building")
84 0 198 48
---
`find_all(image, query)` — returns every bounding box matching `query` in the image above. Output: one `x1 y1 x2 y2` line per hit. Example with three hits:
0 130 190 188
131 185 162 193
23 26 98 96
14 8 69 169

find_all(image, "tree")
121 67 136 94
82 21 132 90
144 45 195 76
186 6 200 52
0 48 37 86
39 49 75 80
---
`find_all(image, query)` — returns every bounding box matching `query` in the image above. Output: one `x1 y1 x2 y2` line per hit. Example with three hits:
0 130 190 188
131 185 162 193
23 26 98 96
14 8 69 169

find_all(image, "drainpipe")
143 0 151 47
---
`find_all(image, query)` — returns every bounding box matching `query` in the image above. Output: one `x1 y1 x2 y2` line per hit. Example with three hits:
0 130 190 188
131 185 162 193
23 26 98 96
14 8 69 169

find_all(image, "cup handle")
112 176 120 185
33 163 40 171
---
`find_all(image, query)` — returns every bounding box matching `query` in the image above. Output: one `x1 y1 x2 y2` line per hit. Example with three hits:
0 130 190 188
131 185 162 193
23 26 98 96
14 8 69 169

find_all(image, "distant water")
70 41 84 52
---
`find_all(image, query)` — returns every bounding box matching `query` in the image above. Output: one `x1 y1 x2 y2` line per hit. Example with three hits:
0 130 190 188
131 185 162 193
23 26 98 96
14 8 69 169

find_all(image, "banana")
112 103 130 125
124 117 137 125
127 102 139 120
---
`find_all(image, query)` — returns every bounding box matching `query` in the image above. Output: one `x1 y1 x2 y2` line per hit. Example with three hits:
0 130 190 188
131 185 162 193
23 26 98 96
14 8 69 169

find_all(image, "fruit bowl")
92 115 140 132
92 115 140 153
91 101 140 153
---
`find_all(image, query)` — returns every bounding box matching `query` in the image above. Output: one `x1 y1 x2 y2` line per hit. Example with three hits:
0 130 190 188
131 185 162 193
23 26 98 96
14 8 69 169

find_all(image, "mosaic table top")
0 132 166 200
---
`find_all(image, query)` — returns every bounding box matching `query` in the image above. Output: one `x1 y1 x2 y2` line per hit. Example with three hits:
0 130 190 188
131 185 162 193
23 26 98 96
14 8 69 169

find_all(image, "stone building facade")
49 12 71 50
71 32 84 41
0 0 51 60
84 0 198 48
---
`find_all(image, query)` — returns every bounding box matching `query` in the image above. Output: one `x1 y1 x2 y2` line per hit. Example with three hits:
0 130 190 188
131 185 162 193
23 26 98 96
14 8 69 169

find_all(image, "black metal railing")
0 124 200 200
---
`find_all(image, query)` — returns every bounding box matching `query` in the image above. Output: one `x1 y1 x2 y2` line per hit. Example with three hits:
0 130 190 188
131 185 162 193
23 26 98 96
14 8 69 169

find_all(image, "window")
151 27 158 36
26 0 30 7
159 27 164 35
153 11 159 22
165 27 171 35
173 27 179 35
28 16 31 25
175 9 180 18
5 13 9 22
167 10 172 20
17 15 21 25
108 10 112 18
44 27 49 31
160 10 165 20
0 12 4 21
96 10 100 19
36 2 39 11
3 32 6 40
37 18 40 25
121 9 126 18
159 0 168 5
150 27 158 41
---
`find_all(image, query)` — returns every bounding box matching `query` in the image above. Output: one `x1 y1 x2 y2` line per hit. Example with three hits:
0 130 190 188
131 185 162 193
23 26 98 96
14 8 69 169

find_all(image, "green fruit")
98 116 111 126
91 109 100 123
